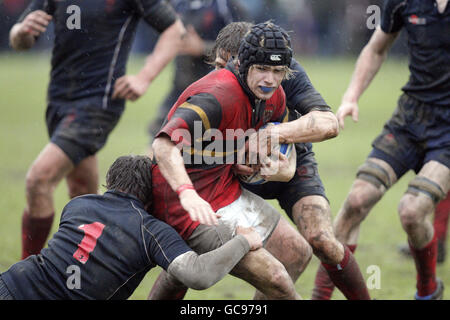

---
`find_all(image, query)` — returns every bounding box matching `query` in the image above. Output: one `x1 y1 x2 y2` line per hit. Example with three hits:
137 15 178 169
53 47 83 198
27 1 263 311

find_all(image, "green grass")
0 52 447 300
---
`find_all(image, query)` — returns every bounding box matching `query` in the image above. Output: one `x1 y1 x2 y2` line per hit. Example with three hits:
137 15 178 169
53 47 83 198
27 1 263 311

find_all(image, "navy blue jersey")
380 0 450 106
282 58 330 117
1 191 191 300
18 0 177 108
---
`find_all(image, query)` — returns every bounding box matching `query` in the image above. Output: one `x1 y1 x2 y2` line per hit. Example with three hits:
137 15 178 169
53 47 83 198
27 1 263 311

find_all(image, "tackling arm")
167 229 259 290
275 110 339 144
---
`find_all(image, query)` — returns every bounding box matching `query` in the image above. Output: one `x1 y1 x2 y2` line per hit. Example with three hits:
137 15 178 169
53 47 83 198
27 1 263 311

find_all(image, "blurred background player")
147 0 248 148
0 155 262 300
313 0 450 300
9 0 185 259
208 21 370 300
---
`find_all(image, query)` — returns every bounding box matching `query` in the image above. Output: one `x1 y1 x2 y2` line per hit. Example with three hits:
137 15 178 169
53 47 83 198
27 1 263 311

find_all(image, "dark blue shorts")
369 94 450 179
241 143 327 220
46 98 124 165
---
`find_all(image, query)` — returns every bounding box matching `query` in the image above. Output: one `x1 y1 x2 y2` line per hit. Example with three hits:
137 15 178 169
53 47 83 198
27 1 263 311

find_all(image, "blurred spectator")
1 0 407 56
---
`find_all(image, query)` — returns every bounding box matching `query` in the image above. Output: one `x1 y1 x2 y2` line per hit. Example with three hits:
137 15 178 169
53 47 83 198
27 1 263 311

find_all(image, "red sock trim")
348 244 357 253
322 245 351 272
409 234 437 297
21 209 55 260
434 193 450 242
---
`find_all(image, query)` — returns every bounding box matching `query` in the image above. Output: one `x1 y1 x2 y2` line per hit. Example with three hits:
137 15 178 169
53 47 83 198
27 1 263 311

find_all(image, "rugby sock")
434 193 450 245
21 209 54 259
320 245 370 300
312 245 357 300
409 233 438 297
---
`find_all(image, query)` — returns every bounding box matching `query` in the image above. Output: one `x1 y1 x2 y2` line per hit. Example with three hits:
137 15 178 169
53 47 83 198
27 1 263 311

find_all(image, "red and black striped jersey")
152 66 287 240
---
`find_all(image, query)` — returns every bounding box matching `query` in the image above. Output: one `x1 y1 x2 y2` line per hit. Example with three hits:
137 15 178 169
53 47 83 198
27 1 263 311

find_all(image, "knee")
286 237 313 277
267 265 296 299
398 196 422 231
306 229 343 264
345 187 377 215
306 230 333 254
25 166 54 196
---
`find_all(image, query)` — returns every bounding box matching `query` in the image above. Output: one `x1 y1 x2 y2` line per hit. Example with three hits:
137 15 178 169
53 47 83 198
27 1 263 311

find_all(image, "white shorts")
217 188 281 245
187 188 281 254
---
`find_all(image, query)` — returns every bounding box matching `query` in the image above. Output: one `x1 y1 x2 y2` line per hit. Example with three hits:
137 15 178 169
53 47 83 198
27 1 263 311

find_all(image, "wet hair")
105 155 153 205
207 21 253 64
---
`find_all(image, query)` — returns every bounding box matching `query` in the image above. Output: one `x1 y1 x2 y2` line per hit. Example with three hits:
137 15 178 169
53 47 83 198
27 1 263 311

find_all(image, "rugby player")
150 22 304 300
9 0 185 259
0 155 262 300
149 21 371 300
313 0 450 300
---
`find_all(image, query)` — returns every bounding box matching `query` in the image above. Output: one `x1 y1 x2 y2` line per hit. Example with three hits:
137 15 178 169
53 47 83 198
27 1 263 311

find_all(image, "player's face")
246 64 286 100
215 50 231 70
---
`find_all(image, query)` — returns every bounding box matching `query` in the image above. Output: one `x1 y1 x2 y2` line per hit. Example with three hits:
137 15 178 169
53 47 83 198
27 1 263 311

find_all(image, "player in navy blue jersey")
313 0 450 300
0 155 261 300
147 0 248 143
148 22 371 300
9 0 186 260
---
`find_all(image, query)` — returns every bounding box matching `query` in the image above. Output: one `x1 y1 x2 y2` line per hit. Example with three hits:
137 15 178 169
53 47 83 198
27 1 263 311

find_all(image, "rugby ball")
238 122 294 185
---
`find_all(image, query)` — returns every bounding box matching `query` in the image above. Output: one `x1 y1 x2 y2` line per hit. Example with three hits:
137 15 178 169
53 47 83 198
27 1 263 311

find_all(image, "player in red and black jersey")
150 22 303 299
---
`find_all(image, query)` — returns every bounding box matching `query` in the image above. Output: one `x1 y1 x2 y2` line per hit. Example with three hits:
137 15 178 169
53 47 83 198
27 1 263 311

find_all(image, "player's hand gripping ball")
239 122 294 185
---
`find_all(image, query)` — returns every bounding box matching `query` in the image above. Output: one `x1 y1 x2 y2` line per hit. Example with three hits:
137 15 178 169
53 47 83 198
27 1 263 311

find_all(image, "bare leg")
334 158 397 245
149 246 301 300
66 155 99 198
230 247 301 300
311 158 396 299
253 216 312 299
294 195 370 299
399 161 450 248
22 143 75 258
398 161 449 298
25 143 74 218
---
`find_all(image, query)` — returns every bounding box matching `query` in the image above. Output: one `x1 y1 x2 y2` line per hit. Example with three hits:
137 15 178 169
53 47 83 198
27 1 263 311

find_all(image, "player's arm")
152 135 219 226
9 10 52 51
266 59 338 144
112 0 186 101
152 94 224 226
275 110 339 144
167 226 262 290
336 26 399 128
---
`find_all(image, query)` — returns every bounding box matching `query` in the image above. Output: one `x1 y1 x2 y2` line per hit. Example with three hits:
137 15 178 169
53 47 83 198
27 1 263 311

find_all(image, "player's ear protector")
238 22 292 81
